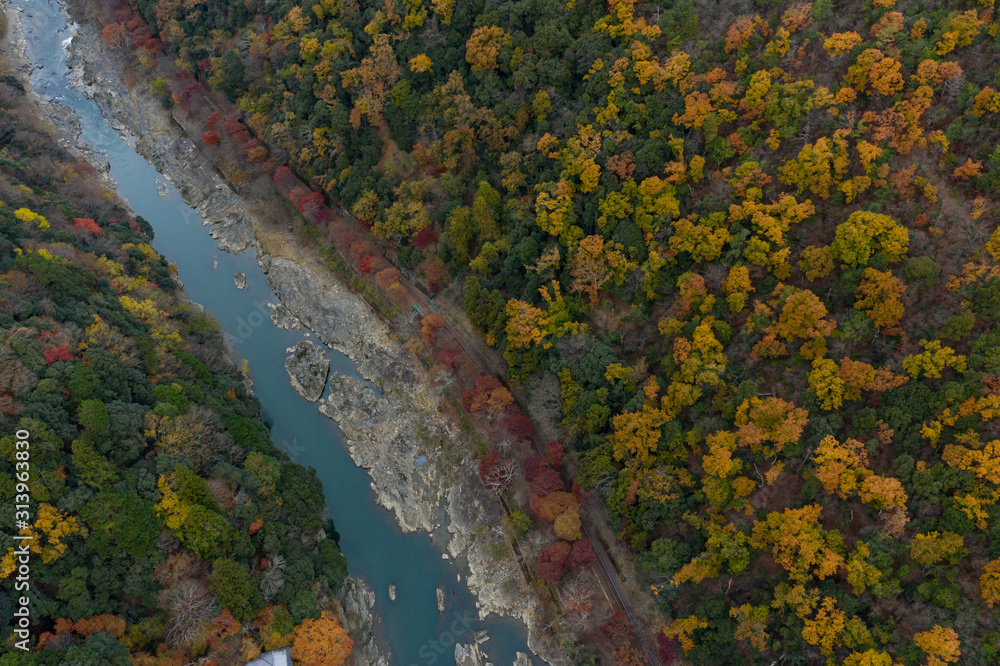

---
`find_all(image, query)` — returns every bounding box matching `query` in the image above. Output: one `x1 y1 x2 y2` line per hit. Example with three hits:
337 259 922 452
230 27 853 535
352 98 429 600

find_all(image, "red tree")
181 81 204 103
522 455 547 482
439 348 460 366
376 267 402 291
568 538 596 569
201 130 220 147
413 227 437 249
500 409 534 441
478 452 516 493
336 230 358 251
658 633 681 665
44 346 73 364
73 218 102 236
537 541 571 583
531 467 565 496
223 120 249 141
571 480 595 504
601 612 646 666
100 23 127 49
359 256 375 274
546 441 565 467
298 192 326 220
240 138 263 156
143 37 164 55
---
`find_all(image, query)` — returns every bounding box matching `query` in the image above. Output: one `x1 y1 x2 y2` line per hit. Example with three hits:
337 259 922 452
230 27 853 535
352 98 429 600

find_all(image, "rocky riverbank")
58 4 555 663
1 2 112 180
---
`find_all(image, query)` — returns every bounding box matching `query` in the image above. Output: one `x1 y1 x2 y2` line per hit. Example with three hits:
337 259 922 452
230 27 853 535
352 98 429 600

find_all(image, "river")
12 1 539 663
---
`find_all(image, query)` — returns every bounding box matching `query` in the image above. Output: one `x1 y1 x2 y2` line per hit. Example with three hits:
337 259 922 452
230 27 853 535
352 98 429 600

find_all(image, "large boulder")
284 339 330 402
454 642 492 666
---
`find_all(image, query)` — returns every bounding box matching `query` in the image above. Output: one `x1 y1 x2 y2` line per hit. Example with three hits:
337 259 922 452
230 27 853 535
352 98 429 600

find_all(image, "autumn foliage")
102 0 1000 660
291 612 352 666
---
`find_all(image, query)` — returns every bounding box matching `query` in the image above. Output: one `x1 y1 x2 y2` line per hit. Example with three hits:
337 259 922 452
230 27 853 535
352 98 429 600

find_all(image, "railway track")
400 279 660 666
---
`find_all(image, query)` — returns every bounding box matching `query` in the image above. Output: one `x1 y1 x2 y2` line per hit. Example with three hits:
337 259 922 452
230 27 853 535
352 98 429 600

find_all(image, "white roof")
244 648 292 666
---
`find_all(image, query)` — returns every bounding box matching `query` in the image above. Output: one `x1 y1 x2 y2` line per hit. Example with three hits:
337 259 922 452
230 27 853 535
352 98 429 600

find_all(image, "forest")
0 51 351 664
86 0 1000 663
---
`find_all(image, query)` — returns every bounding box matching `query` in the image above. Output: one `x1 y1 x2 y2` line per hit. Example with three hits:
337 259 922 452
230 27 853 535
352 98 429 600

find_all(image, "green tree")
79 490 162 558
210 558 263 622
77 400 109 433
216 51 246 102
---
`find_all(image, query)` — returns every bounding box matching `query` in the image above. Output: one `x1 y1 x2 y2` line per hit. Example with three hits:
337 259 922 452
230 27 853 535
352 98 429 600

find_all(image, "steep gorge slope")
94 0 1000 663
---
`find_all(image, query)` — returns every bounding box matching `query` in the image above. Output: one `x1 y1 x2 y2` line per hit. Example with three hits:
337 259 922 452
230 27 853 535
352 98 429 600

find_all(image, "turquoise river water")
13 0 539 663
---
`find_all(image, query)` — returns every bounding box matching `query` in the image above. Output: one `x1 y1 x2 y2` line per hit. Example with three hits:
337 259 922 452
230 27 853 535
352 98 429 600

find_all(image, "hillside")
84 0 1000 663
0 36 351 664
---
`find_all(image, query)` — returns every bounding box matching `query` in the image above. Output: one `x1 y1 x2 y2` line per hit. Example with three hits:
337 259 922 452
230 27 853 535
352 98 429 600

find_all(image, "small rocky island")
284 339 331 402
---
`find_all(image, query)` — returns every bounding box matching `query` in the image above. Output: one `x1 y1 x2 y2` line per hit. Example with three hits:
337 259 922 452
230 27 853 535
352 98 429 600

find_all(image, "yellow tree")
843 650 897 666
981 558 1000 607
812 436 869 498
778 133 850 199
846 49 904 96
504 300 546 349
466 26 509 72
734 397 808 456
341 34 401 128
674 318 727 387
569 236 635 306
824 32 863 57
936 9 985 55
910 532 966 566
772 287 836 343
505 282 586 351
799 245 834 281
750 505 844 582
846 542 883 595
291 611 353 666
634 176 681 233
832 211 909 267
663 616 709 653
569 235 612 306
699 432 752 511
0 504 80 575
14 207 50 229
913 626 961 665
801 597 846 656
731 195 815 277
609 400 668 463
858 474 908 512
534 181 577 240
408 54 433 73
902 340 967 379
668 214 729 263
723 265 753 313
941 439 1000 484
730 604 770 651
809 358 846 410
854 268 905 328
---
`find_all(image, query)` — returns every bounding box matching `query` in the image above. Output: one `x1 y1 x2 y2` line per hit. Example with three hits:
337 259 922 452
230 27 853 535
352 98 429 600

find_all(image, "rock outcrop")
341 577 390 666
455 642 495 666
284 340 330 403
268 302 301 331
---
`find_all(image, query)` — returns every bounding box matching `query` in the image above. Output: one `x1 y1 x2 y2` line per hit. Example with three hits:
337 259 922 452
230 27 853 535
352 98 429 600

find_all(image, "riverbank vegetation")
93 0 1000 662
0 47 350 664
